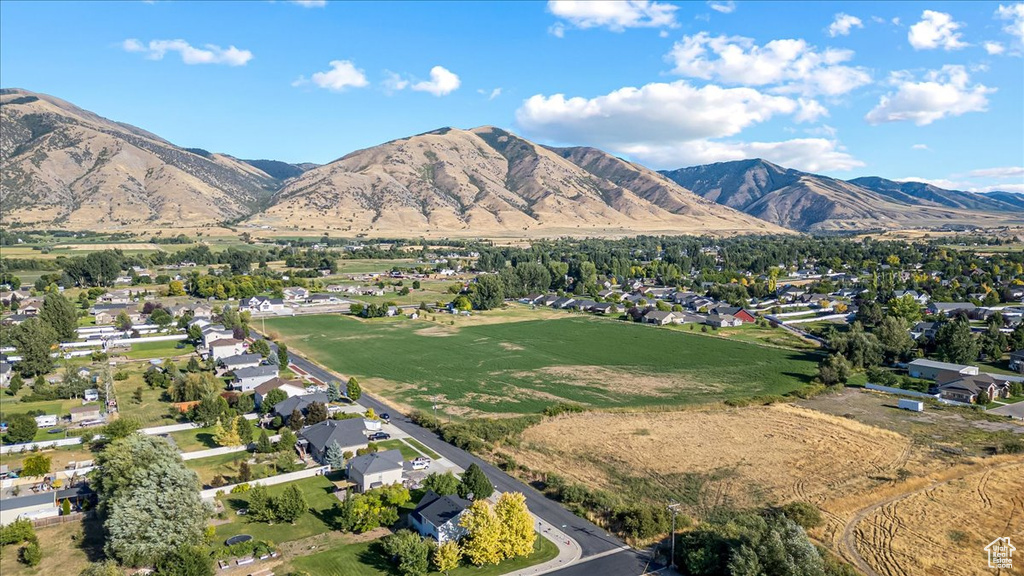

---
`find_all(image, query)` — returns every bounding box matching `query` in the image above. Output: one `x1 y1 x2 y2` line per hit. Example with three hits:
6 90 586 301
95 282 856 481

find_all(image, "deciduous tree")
495 492 535 559
460 499 503 566
40 293 78 342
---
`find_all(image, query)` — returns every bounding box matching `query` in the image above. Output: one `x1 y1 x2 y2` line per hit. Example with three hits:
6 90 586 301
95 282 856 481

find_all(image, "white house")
208 338 245 361
410 491 471 543
231 364 279 392
253 377 308 408
346 449 404 492
201 325 235 349
243 296 285 314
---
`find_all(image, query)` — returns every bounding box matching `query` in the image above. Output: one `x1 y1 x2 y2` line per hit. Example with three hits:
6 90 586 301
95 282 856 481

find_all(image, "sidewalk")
502 514 583 576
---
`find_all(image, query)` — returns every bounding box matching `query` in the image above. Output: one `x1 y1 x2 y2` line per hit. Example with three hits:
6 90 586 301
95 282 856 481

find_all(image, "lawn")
374 439 423 460
264 312 821 416
119 340 195 360
285 530 559 576
166 425 219 452
111 365 181 425
404 438 440 460
216 475 341 544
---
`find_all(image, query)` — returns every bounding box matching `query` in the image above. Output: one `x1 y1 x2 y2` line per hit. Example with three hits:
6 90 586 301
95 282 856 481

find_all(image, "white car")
411 457 431 470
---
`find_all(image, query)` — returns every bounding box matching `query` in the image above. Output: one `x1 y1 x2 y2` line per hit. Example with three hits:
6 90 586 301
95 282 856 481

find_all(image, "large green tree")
470 275 505 310
11 318 57 376
875 317 917 364
5 413 38 444
935 317 979 365
92 434 208 566
40 293 79 342
458 463 494 501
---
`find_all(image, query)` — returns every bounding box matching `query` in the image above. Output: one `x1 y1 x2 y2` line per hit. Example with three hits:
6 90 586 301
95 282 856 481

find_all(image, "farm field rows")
264 312 821 416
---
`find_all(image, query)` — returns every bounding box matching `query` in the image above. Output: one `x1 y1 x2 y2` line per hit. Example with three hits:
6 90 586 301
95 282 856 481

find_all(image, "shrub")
20 541 42 566
777 502 823 529
230 483 251 494
542 403 586 417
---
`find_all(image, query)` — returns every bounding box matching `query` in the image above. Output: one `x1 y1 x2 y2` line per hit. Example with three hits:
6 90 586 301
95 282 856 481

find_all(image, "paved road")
989 401 1024 420
269 336 662 574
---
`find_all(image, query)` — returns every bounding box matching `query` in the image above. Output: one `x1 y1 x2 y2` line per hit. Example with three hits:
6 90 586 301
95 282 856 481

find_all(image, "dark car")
379 413 391 423
367 431 391 441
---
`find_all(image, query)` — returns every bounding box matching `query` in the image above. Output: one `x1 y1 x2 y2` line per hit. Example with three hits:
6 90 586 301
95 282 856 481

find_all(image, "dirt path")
836 460 1024 576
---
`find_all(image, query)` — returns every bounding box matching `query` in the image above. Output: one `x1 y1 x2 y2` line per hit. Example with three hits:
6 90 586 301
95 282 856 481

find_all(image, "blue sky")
1 0 1022 192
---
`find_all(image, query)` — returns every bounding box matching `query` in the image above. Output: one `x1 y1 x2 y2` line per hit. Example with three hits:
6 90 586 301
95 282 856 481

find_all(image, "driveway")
989 401 1024 420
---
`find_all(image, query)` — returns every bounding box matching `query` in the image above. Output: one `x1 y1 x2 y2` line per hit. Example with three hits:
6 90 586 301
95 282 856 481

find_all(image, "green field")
264 312 821 415
216 474 340 544
120 340 195 360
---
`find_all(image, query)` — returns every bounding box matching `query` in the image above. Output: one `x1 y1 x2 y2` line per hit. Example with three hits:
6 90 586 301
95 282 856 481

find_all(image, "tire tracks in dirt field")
837 460 1023 576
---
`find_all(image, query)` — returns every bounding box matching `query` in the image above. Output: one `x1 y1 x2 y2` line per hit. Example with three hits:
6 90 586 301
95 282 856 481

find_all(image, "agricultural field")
264 311 821 416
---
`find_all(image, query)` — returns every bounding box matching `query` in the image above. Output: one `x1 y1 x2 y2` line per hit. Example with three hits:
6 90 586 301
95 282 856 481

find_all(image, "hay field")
849 462 1024 576
508 404 917 510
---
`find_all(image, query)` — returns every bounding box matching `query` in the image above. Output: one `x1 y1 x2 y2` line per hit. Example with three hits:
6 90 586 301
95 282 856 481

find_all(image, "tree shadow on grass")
79 513 107 562
357 541 401 576
196 432 218 449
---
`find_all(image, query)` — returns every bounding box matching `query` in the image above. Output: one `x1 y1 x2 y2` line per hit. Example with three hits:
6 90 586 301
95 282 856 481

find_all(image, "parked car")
368 431 391 441
411 457 431 470
379 413 391 423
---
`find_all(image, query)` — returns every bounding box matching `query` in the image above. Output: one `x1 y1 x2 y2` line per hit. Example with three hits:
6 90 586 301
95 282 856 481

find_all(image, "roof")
220 353 263 367
644 311 674 321
69 405 101 414
273 392 328 417
0 491 55 509
299 418 369 454
233 365 279 380
907 358 974 371
209 338 243 348
348 449 404 476
254 377 305 396
413 490 471 527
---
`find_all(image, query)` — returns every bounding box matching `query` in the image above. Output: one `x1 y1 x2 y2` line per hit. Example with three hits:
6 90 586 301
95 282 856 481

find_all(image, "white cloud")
122 38 253 66
908 10 967 50
911 143 929 150
996 4 1024 46
547 0 678 31
515 80 863 171
968 166 1024 178
795 98 829 123
297 60 369 91
549 22 566 37
666 32 871 97
828 13 863 37
290 0 326 6
382 71 410 93
707 1 735 14
892 17 901 26
411 66 461 96
896 176 964 188
984 41 1006 54
478 88 502 100
865 65 993 126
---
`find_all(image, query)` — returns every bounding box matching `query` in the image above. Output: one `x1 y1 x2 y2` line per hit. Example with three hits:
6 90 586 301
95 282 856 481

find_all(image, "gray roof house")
410 490 471 543
219 353 263 372
1010 349 1024 373
347 449 404 492
907 358 979 380
299 418 370 462
231 364 279 392
272 392 329 422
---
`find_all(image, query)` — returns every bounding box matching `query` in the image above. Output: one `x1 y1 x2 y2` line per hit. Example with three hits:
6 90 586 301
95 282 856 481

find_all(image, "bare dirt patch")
510 365 709 398
415 325 456 337
499 342 525 351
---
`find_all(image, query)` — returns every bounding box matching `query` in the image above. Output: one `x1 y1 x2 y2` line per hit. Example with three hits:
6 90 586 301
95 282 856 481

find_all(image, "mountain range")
1 88 1020 236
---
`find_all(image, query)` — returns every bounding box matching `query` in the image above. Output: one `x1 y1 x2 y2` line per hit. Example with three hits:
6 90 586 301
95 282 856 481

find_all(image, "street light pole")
668 502 681 570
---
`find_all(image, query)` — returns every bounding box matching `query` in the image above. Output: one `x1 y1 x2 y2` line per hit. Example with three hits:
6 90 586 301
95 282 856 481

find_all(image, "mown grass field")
216 474 340 544
264 312 821 415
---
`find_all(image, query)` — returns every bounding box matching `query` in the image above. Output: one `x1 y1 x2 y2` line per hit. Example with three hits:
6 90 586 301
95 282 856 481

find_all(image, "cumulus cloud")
122 38 253 66
707 1 736 14
295 60 369 91
411 66 461 96
984 41 1006 54
547 0 678 31
382 71 410 93
666 32 871 96
908 10 967 50
828 13 863 37
515 80 862 171
865 65 993 125
997 4 1024 46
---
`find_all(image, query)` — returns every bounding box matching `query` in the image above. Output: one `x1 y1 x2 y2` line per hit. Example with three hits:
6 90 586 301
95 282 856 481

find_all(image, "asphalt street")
268 336 664 575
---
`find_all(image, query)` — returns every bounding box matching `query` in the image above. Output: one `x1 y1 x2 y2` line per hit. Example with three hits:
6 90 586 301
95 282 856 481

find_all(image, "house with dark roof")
231 364 279 392
298 418 370 462
347 449 404 492
410 490 471 543
219 353 263 373
272 392 329 421
936 372 1011 404
1010 350 1024 374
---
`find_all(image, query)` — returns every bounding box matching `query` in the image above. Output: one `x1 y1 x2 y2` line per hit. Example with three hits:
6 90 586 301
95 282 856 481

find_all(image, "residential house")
1010 350 1024 374
93 305 136 325
19 303 40 316
568 299 597 311
907 358 979 381
550 297 575 309
0 362 11 388
706 313 743 328
254 377 308 408
591 302 617 315
927 302 977 317
231 364 279 392
242 296 285 314
347 449 405 492
283 287 310 301
271 392 329 422
936 372 1011 404
202 325 235 348
710 306 756 323
208 338 245 362
97 290 131 305
1 314 31 326
910 321 938 341
219 354 263 373
894 290 930 305
410 490 471 543
299 418 372 462
0 492 57 526
69 404 102 424
642 310 676 325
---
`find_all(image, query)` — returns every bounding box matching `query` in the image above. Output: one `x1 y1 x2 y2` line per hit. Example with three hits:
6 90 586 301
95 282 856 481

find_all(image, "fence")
0 437 83 455
864 383 979 408
199 466 330 500
31 512 86 529
783 313 849 325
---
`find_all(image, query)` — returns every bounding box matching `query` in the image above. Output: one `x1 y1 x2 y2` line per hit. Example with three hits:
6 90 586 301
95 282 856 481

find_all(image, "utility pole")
668 502 681 570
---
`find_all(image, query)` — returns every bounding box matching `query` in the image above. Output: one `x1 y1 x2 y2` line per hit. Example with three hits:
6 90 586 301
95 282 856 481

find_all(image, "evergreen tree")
306 401 328 425
236 416 254 445
325 441 346 470
275 484 308 523
288 409 305 430
935 317 979 364
458 464 493 501
256 429 274 453
326 381 341 402
276 342 289 367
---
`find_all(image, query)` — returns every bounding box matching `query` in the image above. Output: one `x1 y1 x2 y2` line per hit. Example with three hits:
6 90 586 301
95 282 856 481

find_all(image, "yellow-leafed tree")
434 540 462 575
495 492 535 559
459 499 503 565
